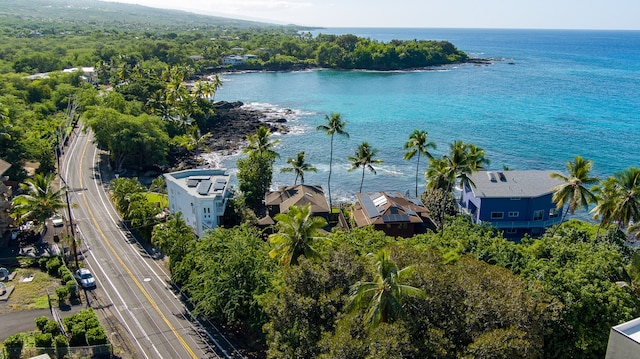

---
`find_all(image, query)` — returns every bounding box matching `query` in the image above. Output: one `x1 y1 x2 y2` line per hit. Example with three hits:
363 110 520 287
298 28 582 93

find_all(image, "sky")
100 0 640 30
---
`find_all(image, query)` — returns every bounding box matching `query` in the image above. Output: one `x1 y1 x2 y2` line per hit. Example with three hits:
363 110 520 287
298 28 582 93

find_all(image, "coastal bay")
211 29 640 210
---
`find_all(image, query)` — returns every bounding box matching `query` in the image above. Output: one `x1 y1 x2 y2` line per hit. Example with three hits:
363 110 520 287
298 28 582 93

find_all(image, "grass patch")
0 268 61 314
145 192 168 209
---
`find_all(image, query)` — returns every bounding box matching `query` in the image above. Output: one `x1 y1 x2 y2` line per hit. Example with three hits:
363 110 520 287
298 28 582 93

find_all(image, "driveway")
0 304 85 341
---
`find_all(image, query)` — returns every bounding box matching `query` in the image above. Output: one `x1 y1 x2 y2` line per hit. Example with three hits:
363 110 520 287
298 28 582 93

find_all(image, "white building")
164 169 231 237
606 316 640 359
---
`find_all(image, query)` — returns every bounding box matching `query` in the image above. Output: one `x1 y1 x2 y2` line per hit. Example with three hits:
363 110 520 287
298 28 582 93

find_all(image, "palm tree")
591 168 640 234
550 155 598 236
280 151 317 185
268 204 327 266
403 129 436 197
348 142 383 193
316 113 349 209
244 126 280 160
149 176 167 194
425 141 489 231
348 249 424 330
11 173 66 225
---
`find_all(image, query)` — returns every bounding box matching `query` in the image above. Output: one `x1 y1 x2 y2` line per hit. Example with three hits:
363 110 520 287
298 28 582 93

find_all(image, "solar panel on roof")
361 195 380 218
381 214 410 223
189 175 212 180
213 179 227 191
197 180 212 195
408 198 424 206
186 179 198 187
405 209 417 216
372 195 387 207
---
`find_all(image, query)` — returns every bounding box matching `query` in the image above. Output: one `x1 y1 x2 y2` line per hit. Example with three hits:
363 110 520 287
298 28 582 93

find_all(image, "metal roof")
469 170 564 198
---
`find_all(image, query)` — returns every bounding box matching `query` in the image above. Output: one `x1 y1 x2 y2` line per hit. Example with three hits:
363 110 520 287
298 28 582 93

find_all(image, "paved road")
61 127 241 359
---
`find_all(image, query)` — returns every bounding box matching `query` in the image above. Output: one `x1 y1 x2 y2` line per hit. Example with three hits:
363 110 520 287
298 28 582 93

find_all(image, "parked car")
51 214 64 227
74 268 96 289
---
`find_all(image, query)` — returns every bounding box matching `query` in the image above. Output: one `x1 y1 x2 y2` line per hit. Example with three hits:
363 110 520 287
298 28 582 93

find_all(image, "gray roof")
469 170 564 198
0 158 10 176
164 168 230 197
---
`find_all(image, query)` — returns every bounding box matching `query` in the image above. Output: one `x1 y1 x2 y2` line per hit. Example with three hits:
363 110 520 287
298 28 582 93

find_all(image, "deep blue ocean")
211 28 640 205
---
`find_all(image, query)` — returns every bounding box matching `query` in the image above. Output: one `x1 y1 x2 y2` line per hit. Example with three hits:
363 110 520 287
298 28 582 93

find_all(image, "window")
505 228 517 234
531 228 542 236
510 197 521 200
508 211 519 218
533 210 544 221
491 212 504 219
549 208 559 218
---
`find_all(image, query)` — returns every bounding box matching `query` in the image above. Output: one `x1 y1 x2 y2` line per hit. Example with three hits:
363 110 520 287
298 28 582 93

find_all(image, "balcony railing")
478 217 562 229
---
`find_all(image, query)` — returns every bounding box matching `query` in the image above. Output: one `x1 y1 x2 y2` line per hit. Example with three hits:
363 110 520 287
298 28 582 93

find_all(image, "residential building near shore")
459 170 564 238
164 168 231 237
352 192 433 238
263 184 330 226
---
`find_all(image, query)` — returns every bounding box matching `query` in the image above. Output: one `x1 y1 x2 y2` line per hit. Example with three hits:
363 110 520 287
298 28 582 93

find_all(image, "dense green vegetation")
152 213 640 358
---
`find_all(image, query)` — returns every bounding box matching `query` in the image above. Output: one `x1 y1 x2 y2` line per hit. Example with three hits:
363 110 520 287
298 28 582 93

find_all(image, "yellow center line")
77 134 198 359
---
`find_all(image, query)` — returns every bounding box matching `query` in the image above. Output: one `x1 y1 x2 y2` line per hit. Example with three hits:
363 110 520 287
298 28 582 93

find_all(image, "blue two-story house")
459 170 564 239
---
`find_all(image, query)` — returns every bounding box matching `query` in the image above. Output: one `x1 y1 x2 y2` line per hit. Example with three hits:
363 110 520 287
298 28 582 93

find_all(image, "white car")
74 268 96 289
51 214 64 227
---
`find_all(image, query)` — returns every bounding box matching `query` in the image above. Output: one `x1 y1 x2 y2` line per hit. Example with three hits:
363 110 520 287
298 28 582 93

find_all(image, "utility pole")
59 176 78 269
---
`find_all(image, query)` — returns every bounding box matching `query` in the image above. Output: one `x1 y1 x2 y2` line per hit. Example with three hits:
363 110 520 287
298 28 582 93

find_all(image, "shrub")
56 285 69 303
70 323 87 346
43 320 61 336
3 333 24 359
3 333 24 348
46 256 62 276
59 266 73 284
39 257 49 270
18 257 36 268
86 327 108 345
34 332 53 347
67 282 78 301
35 315 49 332
53 334 68 347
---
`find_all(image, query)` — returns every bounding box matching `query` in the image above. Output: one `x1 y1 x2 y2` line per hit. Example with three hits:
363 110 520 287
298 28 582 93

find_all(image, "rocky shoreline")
165 101 291 172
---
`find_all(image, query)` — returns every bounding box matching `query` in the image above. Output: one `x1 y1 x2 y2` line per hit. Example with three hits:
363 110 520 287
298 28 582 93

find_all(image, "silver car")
51 214 64 227
74 268 96 289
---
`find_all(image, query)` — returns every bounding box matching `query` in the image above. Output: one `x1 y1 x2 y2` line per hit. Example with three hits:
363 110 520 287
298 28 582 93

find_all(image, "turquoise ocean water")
212 28 640 205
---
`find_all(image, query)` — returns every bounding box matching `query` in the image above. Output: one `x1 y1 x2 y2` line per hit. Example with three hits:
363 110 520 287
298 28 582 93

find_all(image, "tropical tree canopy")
11 173 65 225
348 248 424 329
550 155 599 215
280 151 317 185
403 129 436 197
591 167 640 230
268 204 328 266
316 112 349 209
348 141 383 193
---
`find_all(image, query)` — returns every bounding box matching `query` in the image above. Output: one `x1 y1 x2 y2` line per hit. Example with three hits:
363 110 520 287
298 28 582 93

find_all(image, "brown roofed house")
352 192 433 237
264 184 330 224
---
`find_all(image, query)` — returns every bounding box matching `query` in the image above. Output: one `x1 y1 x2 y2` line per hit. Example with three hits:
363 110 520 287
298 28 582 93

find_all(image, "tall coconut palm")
403 129 436 197
425 141 489 231
550 155 598 236
316 113 349 209
244 126 280 160
11 173 66 225
280 151 317 185
591 168 640 233
348 249 424 330
268 204 327 266
348 142 383 193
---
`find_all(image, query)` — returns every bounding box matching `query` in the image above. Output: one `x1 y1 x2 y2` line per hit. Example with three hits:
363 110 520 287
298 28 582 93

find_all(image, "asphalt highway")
61 126 241 359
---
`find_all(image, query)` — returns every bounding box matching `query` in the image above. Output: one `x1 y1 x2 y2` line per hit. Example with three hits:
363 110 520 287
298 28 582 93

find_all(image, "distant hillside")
0 0 297 30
